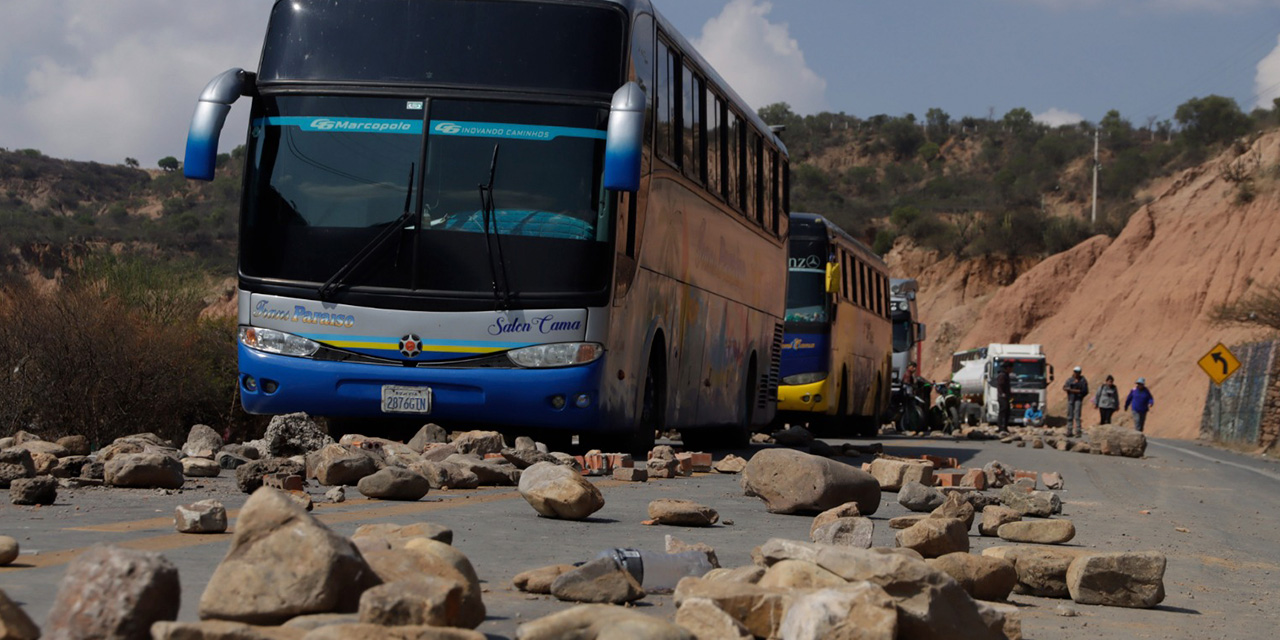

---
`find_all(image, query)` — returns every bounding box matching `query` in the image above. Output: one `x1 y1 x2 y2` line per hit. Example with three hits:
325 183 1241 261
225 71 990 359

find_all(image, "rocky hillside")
893 131 1280 439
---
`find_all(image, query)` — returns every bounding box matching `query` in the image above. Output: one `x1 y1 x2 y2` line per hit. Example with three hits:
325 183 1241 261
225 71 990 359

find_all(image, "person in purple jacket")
1124 378 1155 432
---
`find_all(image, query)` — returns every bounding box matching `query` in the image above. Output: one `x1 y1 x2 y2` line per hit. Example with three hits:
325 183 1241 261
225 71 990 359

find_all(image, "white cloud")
693 0 828 115
0 1 269 165
1255 35 1280 109
1034 108 1085 127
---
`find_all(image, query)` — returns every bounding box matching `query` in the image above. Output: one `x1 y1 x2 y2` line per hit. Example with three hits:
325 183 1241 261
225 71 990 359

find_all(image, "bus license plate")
381 385 432 414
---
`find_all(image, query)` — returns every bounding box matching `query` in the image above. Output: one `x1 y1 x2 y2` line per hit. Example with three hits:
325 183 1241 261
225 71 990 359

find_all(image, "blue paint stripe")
296 333 534 349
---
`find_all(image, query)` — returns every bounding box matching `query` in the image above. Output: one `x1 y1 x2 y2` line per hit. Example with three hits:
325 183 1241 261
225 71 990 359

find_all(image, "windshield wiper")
478 145 513 310
319 163 416 300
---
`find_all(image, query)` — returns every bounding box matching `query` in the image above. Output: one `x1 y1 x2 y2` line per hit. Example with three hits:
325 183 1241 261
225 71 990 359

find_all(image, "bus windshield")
786 237 829 323
893 319 913 353
241 95 613 298
260 0 626 94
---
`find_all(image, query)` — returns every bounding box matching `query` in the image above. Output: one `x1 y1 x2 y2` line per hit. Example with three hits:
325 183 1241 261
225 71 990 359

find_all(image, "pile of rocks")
997 424 1147 458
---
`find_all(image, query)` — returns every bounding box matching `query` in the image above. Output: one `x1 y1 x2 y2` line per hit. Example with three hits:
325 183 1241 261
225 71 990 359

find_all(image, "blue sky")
2 0 1280 165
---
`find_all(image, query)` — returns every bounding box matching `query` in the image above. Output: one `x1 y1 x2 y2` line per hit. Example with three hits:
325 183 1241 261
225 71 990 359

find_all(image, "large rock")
183 458 222 478
307 445 380 486
9 475 56 505
236 458 306 494
550 557 645 604
444 454 519 486
500 447 561 470
898 481 946 512
998 519 1076 544
450 430 506 456
810 517 875 549
777 584 898 640
982 461 1013 488
0 588 39 640
979 506 1023 537
868 458 934 491
518 461 604 520
407 424 448 452
0 449 35 488
674 597 751 640
199 487 381 624
513 565 576 595
176 499 229 534
516 604 692 640
926 552 1018 601
150 620 307 640
648 499 719 527
361 544 484 629
105 453 185 489
983 545 1088 598
358 576 465 627
260 413 333 457
810 502 862 537
352 522 453 546
741 449 880 515
183 424 225 459
357 467 430 501
0 536 17 565
28 451 56 476
672 578 793 639
336 436 422 469
756 560 847 590
713 454 747 474
895 517 969 558
14 439 70 459
1086 424 1146 458
301 624 484 640
45 545 181 639
409 460 481 490
998 485 1060 517
1066 552 1166 608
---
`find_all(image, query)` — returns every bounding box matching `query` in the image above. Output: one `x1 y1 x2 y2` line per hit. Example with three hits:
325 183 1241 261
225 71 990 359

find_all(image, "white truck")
951 344 1054 425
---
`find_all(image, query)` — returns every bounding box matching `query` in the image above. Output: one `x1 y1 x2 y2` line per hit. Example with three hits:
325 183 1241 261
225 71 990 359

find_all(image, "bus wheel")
591 351 662 456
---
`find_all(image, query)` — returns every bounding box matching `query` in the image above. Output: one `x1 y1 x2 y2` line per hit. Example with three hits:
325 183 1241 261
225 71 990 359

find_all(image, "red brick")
263 473 304 492
674 452 694 476
935 470 966 487
961 469 988 490
605 453 634 469
613 467 648 482
921 454 959 470
688 452 713 473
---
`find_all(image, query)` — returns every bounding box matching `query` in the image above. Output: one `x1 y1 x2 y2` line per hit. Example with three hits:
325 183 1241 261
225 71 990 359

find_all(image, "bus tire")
593 349 663 456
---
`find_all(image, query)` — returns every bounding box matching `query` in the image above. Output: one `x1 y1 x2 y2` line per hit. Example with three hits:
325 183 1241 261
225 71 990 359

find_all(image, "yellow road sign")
1198 343 1241 385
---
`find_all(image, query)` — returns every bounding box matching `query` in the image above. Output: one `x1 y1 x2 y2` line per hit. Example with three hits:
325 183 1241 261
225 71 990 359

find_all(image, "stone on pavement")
362 544 484 629
930 491 976 530
45 544 180 639
777 583 898 640
0 449 35 488
357 467 430 501
897 481 946 512
410 460 480 490
810 501 861 537
961 468 988 490
0 588 39 640
550 557 645 604
183 424 225 459
926 552 1018 602
357 576 465 627
260 413 333 458
648 499 719 527
199 487 381 624
151 620 306 640
868 458 934 492
407 424 448 452
895 517 969 558
443 454 519 486
104 452 185 489
13 439 70 459
300 624 484 640
183 457 222 478
998 519 1076 544
9 475 56 505
889 514 930 529
674 596 751 640
450 430 506 457
982 461 1013 488
666 535 720 568
979 506 1024 537
741 448 880 515
810 517 875 549
352 522 453 546
756 559 847 590
1066 551 1166 608
613 466 648 482
518 461 604 520
176 499 229 534
56 434 91 456
672 578 792 639
0 536 17 565
713 454 747 474
983 546 1088 598
235 458 305 494
1086 424 1146 458
308 445 380 487
998 485 1060 517
770 425 815 447
1043 471 1065 490
516 604 692 640
513 565 575 594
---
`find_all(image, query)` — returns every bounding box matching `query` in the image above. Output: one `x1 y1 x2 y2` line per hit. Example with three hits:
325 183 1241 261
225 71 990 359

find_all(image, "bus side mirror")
916 322 927 342
184 68 253 181
1049 365 1055 382
824 261 841 294
603 82 645 192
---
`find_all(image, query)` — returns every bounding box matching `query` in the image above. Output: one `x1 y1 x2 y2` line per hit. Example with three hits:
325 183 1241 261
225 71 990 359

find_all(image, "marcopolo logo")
308 118 414 133
434 122 463 135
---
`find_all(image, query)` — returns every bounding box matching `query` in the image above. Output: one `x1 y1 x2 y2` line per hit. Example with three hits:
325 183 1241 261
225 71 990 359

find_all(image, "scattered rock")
407 424 448 452
998 485 1061 517
889 514 930 529
810 502 862 537
713 454 747 474
443 454 519 486
353 522 453 546
648 499 719 527
518 461 605 520
150 620 307 639
514 565 575 594
0 449 35 488
420 443 460 463
45 545 180 639
199 487 381 624
13 439 70 459
309 445 381 487
176 499 229 534
741 448 880 515
675 596 751 640
930 492 976 531
551 557 645 604
28 451 56 475
1070 441 1093 454
1043 472 1065 490
651 445 676 460
9 475 56 505
665 535 720 568
810 517 874 548
868 458 934 492
703 565 767 585
983 545 1088 598
217 452 251 470
500 447 561 469
79 460 105 481
0 588 39 640
261 413 334 457
757 559 847 590
778 583 898 640
750 433 774 445
613 466 648 482
517 604 692 640
357 467 430 501
898 481 946 512
647 457 679 479
0 536 17 565
1086 425 1146 458
999 519 1076 544
1055 604 1079 617
236 458 306 494
410 460 481 490
358 576 466 627
895 517 969 558
672 578 793 638
362 541 484 629
301 624 484 640
960 468 987 490
450 430 506 457
56 435 91 457
101 453 183 489
183 457 222 478
770 425 815 447
926 552 1018 602
325 486 345 503
979 506 1024 537
183 424 225 459
513 436 537 451
1067 551 1166 608
982 461 1013 488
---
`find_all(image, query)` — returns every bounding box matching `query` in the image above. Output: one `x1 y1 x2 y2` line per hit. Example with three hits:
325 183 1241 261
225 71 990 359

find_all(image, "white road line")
1148 440 1280 482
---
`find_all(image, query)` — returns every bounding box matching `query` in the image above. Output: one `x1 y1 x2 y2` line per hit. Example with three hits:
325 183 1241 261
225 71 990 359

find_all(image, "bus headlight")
239 326 320 357
782 372 827 386
507 343 603 368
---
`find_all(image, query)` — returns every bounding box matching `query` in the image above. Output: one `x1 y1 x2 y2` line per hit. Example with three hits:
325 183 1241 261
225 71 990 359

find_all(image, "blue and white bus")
776 213 892 437
185 0 789 452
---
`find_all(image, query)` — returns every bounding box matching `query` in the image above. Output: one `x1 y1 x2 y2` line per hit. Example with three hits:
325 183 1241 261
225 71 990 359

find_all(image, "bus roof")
789 212 886 269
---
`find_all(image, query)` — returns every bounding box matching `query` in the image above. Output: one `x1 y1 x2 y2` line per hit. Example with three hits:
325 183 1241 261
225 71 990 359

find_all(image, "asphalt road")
2 433 1277 639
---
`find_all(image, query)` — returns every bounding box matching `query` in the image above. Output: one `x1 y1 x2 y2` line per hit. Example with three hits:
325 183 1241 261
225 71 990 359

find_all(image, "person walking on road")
1124 378 1155 433
996 361 1013 432
1093 374 1120 425
1063 366 1089 437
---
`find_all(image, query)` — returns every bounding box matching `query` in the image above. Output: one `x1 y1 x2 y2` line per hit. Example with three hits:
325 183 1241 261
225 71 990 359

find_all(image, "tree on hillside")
1175 95 1249 147
926 108 951 141
158 156 180 172
1100 110 1134 151
1002 108 1035 134
124 157 140 168
882 117 925 160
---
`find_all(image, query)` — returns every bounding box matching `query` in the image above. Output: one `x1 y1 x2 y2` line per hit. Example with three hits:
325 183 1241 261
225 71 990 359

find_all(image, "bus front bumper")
777 378 832 413
237 344 603 429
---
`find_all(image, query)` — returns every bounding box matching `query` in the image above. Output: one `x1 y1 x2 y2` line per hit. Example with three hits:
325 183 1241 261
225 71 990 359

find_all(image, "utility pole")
1091 129 1100 225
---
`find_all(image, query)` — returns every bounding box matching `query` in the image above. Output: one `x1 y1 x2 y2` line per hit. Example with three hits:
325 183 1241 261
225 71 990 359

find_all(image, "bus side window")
682 64 702 183
655 38 676 164
727 111 742 210
707 90 723 198
745 130 758 224
882 274 891 318
761 146 774 233
781 159 790 218
859 261 868 309
874 272 884 316
841 252 850 300
769 148 781 236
